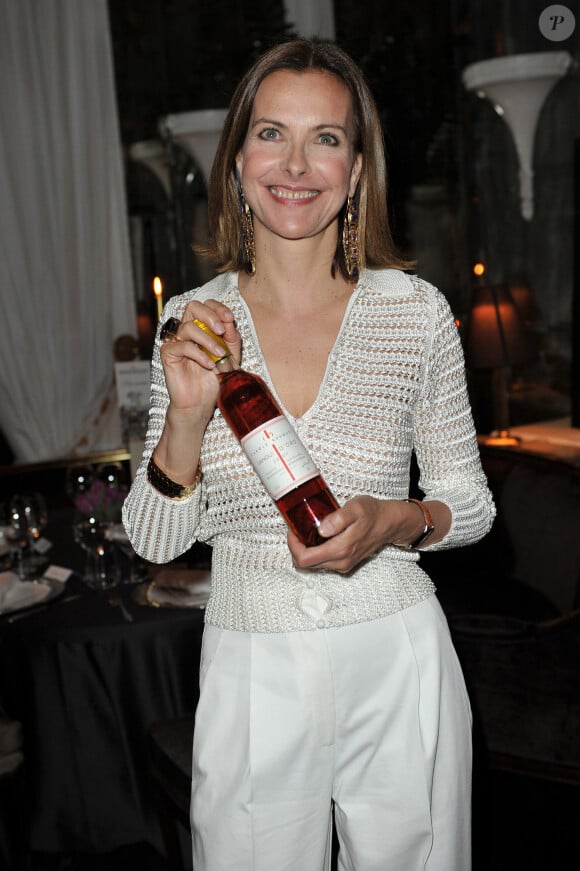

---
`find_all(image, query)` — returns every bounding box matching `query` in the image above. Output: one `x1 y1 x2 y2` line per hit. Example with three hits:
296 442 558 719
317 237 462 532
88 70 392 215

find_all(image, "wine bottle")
194 319 340 547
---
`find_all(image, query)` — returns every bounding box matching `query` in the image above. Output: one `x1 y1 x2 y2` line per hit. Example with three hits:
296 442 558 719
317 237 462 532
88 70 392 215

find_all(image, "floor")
22 771 577 871
29 843 169 871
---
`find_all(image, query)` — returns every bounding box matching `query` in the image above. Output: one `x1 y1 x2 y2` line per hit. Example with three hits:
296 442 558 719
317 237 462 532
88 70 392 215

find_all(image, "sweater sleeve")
121 297 207 564
412 286 496 550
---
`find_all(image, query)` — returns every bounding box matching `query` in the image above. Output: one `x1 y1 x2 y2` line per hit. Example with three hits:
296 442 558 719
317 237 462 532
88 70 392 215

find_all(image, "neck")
241 227 351 311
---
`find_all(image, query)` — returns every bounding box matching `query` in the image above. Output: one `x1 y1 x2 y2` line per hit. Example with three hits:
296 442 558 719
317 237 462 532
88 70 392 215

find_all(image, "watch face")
410 525 435 550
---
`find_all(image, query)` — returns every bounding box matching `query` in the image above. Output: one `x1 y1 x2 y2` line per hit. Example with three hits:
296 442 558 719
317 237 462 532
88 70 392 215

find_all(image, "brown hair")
202 38 412 278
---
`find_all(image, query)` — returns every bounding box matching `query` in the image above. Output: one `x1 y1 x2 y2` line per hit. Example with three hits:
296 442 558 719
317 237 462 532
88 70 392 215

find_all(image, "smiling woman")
123 37 495 871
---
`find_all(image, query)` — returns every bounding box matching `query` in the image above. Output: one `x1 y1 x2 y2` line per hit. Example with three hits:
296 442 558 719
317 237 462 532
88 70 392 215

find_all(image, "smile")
269 187 319 200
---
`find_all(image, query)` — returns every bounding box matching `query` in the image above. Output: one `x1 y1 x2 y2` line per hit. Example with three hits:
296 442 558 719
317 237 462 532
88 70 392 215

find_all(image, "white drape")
284 0 336 39
0 0 136 463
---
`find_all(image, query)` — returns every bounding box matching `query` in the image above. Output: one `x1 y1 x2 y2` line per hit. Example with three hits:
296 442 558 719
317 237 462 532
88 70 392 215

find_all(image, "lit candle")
153 276 163 320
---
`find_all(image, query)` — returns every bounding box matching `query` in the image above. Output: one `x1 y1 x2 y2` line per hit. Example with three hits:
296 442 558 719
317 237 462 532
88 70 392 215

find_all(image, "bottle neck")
192 318 237 373
214 354 237 375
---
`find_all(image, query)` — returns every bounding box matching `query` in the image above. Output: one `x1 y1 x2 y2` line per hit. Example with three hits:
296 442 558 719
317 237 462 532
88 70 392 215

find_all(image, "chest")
235 291 429 423
253 312 346 419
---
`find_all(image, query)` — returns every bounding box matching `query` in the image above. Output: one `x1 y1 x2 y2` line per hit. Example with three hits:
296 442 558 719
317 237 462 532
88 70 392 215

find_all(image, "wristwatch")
400 498 435 549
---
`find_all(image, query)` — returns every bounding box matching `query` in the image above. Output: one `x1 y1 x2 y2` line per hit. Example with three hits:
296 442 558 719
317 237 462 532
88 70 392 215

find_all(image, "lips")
269 186 319 201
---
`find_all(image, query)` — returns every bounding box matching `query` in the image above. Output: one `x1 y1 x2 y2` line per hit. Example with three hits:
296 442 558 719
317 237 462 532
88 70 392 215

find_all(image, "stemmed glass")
96 462 123 489
6 492 48 581
68 462 128 591
107 526 147 585
65 464 95 503
72 516 120 592
96 463 146 585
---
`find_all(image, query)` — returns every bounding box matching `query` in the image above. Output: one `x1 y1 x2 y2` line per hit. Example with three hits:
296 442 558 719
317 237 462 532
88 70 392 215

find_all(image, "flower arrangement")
74 480 127 523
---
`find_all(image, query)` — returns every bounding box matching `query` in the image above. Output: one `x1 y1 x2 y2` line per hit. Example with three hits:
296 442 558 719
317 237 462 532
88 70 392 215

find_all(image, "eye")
318 132 339 146
259 127 281 141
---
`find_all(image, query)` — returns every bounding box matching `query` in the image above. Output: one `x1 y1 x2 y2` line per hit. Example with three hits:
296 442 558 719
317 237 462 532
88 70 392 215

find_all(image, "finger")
159 334 217 370
176 308 240 362
182 300 235 336
162 319 229 365
288 530 342 569
317 505 355 539
198 302 242 357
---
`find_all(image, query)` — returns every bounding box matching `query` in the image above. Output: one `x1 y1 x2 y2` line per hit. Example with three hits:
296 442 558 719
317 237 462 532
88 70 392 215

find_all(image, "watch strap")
398 498 435 549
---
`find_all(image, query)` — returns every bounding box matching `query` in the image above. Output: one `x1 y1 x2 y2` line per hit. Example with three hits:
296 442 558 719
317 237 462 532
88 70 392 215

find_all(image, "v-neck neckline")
233 275 363 422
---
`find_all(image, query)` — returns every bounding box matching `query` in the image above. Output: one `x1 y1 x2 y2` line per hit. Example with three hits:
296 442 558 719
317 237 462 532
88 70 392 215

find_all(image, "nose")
281 139 310 176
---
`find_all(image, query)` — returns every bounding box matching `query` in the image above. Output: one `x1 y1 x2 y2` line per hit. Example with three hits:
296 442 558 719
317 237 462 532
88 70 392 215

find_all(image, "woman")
123 38 495 871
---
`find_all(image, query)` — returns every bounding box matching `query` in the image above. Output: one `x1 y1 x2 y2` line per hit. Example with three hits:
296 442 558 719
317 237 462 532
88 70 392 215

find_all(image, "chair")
451 608 580 784
147 714 195 871
0 718 26 870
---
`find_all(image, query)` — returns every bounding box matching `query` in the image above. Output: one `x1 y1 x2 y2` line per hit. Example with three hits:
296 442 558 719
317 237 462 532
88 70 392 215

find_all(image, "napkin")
0 571 52 613
147 568 211 608
106 523 129 543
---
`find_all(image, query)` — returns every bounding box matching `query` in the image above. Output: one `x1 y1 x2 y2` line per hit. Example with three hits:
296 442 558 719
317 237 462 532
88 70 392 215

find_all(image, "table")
0 511 206 855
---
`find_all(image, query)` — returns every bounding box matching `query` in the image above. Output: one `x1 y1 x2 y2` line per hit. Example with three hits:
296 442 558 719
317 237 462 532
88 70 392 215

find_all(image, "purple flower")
74 479 127 522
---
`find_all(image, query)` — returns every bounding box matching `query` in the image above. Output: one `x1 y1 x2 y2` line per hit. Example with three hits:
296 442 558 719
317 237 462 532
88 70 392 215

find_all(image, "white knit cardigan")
123 268 495 632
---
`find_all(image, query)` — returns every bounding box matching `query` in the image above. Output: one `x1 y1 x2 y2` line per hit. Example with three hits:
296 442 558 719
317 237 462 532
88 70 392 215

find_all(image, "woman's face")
236 69 362 247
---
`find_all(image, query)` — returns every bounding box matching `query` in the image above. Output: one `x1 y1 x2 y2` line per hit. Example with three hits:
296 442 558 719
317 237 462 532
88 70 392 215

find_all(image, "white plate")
135 569 211 609
0 576 65 616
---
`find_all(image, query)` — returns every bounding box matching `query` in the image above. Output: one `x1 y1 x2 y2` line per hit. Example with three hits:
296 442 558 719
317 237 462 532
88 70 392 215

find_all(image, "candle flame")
153 276 163 320
473 262 486 277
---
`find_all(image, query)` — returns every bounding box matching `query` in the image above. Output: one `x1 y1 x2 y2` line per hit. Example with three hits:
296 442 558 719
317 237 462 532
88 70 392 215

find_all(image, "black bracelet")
147 455 201 501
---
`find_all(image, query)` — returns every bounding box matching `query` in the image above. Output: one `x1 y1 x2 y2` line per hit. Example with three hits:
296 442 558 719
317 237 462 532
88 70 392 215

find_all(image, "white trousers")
191 595 472 871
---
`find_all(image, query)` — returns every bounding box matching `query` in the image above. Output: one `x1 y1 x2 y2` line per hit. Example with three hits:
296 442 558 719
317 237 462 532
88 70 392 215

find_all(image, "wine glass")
6 492 48 580
107 524 148 585
73 515 120 591
95 462 142 584
65 464 95 503
97 462 126 490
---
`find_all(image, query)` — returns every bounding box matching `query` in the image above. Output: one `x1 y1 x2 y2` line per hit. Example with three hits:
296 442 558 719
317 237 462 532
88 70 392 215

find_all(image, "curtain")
284 0 335 39
0 0 136 463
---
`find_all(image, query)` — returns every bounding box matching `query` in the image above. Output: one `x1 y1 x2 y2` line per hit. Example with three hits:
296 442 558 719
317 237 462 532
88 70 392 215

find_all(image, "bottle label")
241 415 319 500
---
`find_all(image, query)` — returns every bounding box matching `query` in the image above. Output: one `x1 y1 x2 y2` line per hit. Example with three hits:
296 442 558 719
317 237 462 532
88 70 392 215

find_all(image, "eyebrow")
251 117 348 136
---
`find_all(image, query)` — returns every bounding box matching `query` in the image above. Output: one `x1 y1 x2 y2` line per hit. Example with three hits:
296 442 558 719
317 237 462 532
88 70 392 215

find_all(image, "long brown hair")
202 38 412 278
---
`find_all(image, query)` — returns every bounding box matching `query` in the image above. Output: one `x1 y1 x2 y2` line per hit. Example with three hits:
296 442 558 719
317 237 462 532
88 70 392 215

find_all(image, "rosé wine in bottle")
195 319 339 547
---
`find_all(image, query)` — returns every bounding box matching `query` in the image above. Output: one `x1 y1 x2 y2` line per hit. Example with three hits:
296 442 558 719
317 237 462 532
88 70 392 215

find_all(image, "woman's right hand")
152 299 240 484
159 299 241 424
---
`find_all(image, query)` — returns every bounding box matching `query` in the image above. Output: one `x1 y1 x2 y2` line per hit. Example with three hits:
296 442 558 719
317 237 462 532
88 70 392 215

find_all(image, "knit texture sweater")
123 268 495 632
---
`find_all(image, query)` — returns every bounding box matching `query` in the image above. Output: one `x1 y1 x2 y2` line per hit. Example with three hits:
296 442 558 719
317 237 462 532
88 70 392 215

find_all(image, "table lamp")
465 284 532 445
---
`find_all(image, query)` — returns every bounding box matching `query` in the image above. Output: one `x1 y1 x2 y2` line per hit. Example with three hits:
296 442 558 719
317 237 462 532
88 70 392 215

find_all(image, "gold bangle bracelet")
147 455 201 501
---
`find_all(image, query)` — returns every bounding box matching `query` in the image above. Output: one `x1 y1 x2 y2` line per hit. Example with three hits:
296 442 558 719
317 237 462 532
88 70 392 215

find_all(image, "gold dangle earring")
342 195 360 281
239 186 256 275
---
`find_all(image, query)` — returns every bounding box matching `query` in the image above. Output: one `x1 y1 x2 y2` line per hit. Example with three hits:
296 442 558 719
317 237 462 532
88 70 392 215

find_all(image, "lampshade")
465 284 532 370
509 282 537 326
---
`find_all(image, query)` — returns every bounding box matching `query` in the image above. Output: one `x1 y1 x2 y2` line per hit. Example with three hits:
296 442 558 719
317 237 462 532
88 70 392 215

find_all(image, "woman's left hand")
287 496 404 575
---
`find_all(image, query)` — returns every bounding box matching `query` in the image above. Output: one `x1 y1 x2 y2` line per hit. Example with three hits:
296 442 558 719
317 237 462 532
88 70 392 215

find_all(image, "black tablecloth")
0 511 206 854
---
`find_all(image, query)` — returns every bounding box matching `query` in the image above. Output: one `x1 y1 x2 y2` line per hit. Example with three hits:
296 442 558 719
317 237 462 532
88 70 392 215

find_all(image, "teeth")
270 187 318 200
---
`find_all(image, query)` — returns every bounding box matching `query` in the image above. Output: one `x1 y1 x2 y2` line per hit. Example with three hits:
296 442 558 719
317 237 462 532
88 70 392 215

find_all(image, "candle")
153 276 163 320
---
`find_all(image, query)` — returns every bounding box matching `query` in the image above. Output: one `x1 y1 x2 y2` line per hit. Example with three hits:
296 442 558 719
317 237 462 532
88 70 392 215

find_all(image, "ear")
349 153 362 197
235 151 244 181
